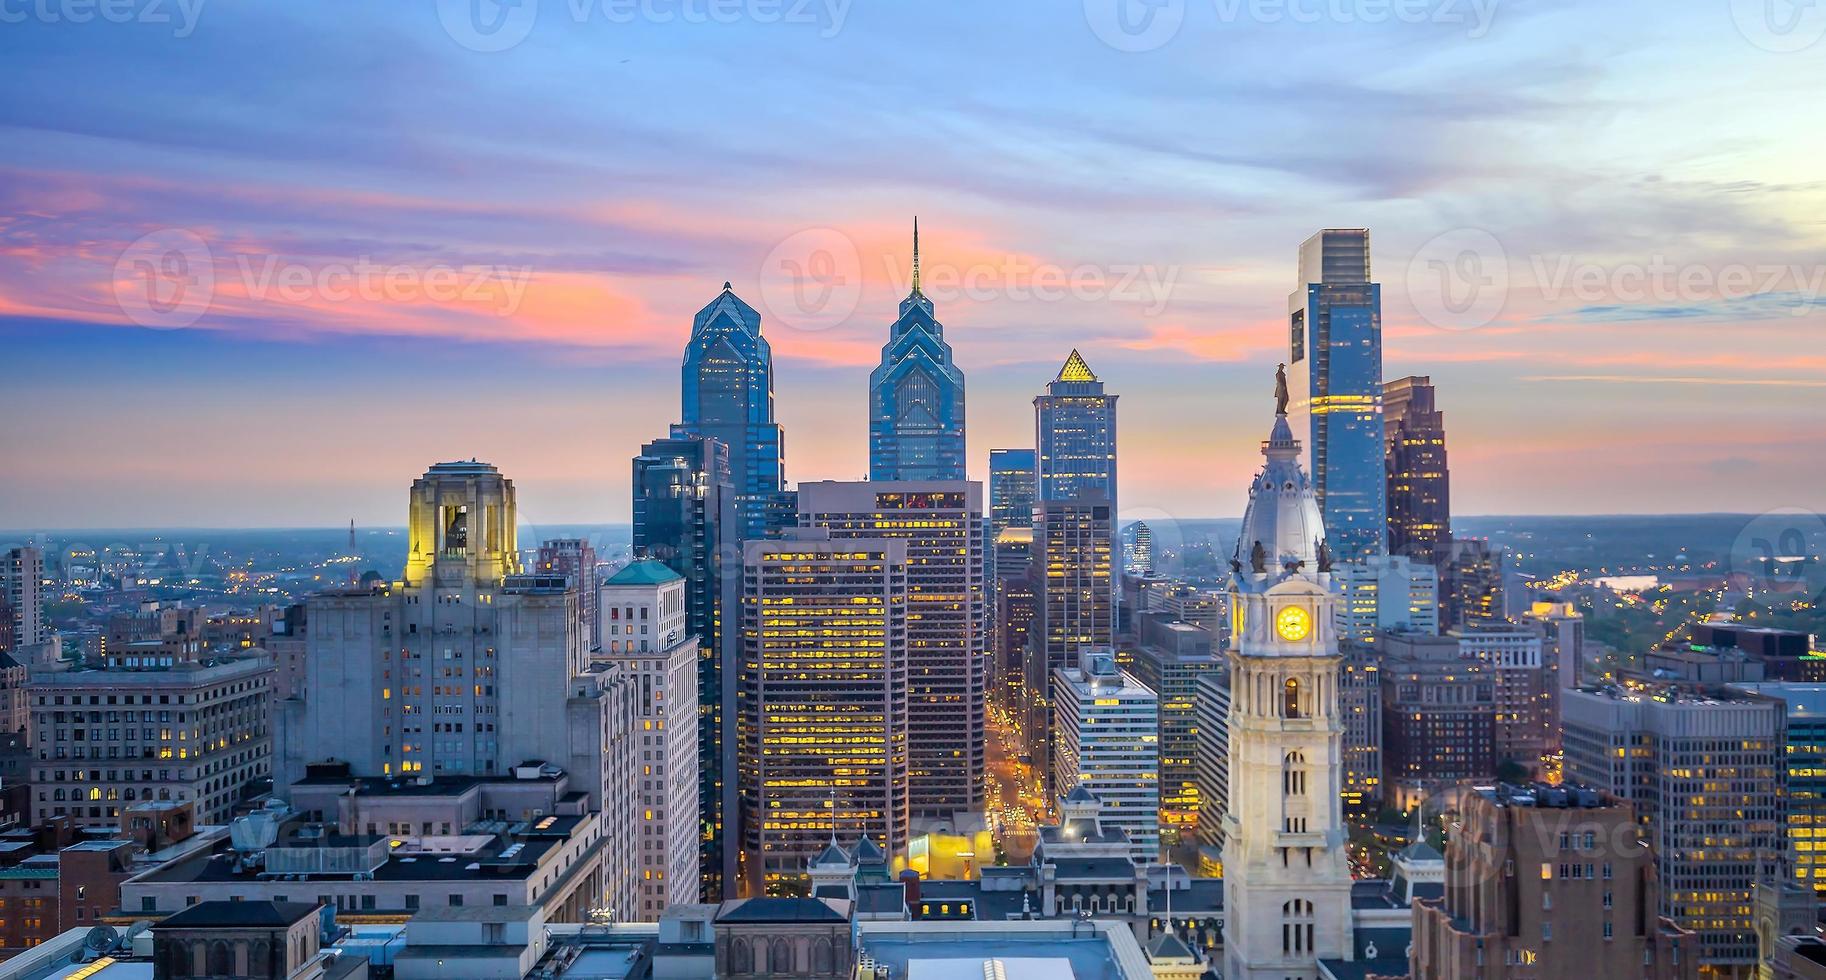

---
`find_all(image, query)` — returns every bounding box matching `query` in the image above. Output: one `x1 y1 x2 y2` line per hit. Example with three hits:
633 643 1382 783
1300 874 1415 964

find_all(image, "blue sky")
1 0 1823 526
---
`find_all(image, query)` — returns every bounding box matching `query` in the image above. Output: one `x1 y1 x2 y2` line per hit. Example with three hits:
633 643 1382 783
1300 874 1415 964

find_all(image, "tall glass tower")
677 283 785 540
1034 349 1118 515
632 434 739 900
988 448 1037 537
1286 229 1385 563
869 220 966 481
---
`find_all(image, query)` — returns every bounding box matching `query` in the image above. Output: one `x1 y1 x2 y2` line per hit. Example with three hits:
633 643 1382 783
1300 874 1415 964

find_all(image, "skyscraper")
869 221 966 482
677 283 785 540
1286 229 1385 562
1383 375 1451 566
794 481 986 817
1 547 48 652
632 433 739 900
738 533 909 896
987 449 1037 537
1127 520 1153 575
1128 612 1220 846
1441 537 1508 630
1025 495 1113 792
1221 381 1352 980
1051 647 1161 862
1034 350 1117 514
596 560 701 920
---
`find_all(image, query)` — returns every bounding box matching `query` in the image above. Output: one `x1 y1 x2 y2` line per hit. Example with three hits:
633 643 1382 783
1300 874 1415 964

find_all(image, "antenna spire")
911 216 921 295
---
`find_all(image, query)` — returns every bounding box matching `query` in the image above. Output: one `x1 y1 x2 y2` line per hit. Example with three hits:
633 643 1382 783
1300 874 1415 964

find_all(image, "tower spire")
911 216 921 295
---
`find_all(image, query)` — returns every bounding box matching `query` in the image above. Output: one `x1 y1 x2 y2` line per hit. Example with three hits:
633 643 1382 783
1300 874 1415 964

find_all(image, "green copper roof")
604 559 682 586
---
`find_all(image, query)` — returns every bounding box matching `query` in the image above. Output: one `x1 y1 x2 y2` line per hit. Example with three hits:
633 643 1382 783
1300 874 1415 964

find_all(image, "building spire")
911 216 921 295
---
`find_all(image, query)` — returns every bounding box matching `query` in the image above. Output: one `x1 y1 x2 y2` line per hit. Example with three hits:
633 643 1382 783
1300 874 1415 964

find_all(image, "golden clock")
1275 605 1312 642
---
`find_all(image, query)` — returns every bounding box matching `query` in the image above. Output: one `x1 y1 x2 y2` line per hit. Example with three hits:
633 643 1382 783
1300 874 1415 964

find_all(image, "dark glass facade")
869 249 966 481
988 448 1036 537
1384 375 1451 566
677 284 784 540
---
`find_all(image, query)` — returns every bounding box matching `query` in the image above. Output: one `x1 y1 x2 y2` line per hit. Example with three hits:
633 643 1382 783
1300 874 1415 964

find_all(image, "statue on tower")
1274 362 1290 416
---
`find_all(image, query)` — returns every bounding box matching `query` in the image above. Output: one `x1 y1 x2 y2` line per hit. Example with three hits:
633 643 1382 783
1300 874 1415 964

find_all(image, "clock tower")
1221 376 1354 980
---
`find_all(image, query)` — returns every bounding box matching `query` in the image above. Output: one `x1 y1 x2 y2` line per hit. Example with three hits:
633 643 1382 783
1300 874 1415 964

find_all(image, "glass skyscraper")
632 433 739 900
987 448 1036 537
1384 375 1451 567
1034 349 1118 515
869 221 966 481
1286 228 1386 562
677 283 785 540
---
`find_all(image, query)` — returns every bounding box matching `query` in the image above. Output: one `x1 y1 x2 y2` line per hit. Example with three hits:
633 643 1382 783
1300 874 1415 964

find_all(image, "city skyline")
3 4 1825 526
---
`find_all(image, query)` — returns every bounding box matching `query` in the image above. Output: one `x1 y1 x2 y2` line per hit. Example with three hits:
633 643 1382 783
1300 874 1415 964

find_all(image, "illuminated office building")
535 537 599 648
869 222 966 482
1383 375 1451 566
1127 521 1154 575
1025 496 1113 792
738 534 909 896
1128 613 1220 845
1285 228 1385 562
1563 681 1787 970
794 481 985 817
1192 670 1231 855
1378 631 1496 810
1337 642 1382 816
1035 350 1117 513
1051 647 1160 862
1331 554 1438 646
1455 625 1548 771
1 546 48 651
676 284 785 540
1442 538 1508 630
1728 683 1826 896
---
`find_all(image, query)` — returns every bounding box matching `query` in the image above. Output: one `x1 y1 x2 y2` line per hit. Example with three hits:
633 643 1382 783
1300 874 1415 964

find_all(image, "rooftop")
602 559 683 586
157 899 320 929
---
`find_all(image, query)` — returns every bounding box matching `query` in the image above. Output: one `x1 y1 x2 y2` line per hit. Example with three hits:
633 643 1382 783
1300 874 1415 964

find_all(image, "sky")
1 0 1824 528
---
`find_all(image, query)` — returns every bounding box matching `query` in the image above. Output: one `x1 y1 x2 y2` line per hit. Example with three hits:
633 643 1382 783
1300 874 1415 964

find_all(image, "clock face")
1275 605 1313 642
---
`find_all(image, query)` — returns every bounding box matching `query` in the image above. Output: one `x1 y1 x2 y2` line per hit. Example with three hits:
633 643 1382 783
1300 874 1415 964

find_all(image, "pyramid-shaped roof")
1146 931 1196 963
1055 349 1097 383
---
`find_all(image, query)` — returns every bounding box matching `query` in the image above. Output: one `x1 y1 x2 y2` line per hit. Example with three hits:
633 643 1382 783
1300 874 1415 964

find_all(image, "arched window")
1283 750 1307 796
1283 677 1301 719
770 938 794 974
812 937 835 974
729 937 753 974
1281 898 1315 955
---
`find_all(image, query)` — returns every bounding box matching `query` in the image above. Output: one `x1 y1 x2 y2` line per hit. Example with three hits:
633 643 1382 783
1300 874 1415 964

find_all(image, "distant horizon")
0 512 1794 537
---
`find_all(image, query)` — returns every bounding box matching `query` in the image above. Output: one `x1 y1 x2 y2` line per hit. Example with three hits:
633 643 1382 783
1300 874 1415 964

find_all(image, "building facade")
1379 631 1496 809
631 433 739 900
1442 538 1508 631
1332 554 1438 646
795 482 985 817
1026 496 1114 793
596 560 701 920
1563 682 1788 970
1285 228 1385 563
27 650 274 828
1220 394 1353 980
1456 625 1549 771
869 222 966 482
1411 783 1701 980
1 547 48 652
738 534 909 896
1129 614 1220 846
1035 350 1118 513
1382 375 1451 567
676 284 785 540
1051 647 1161 862
988 449 1037 537
535 538 600 649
